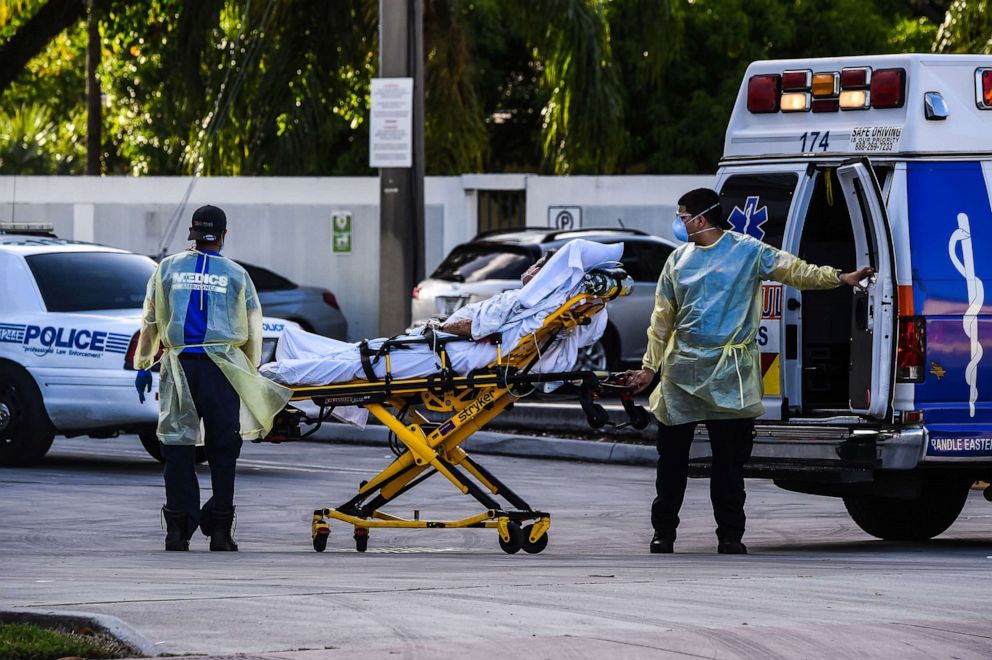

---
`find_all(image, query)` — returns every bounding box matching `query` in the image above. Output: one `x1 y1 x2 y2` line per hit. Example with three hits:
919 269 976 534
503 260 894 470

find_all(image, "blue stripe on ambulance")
907 162 992 457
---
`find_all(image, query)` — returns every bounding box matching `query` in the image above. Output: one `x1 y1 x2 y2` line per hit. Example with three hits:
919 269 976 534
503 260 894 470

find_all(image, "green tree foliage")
0 0 986 176
933 0 992 53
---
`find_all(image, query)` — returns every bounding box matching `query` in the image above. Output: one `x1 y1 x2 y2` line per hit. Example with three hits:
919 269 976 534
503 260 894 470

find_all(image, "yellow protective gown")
642 231 840 426
135 249 292 445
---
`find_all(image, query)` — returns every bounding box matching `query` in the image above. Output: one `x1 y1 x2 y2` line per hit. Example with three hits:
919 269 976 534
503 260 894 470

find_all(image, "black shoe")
209 506 239 552
162 507 191 551
650 535 674 554
717 541 748 555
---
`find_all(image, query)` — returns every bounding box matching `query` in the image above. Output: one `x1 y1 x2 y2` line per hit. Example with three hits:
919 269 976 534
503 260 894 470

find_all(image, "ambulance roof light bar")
747 74 780 113
977 68 992 110
746 66 907 113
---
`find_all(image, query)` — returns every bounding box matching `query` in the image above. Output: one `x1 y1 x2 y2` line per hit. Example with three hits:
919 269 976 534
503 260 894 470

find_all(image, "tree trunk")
85 0 102 175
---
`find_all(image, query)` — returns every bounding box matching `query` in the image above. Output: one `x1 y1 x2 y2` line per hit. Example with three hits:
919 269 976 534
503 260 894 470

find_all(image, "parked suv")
412 227 676 370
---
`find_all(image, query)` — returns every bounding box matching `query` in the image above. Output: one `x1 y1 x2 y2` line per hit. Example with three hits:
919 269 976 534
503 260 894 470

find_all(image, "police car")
700 54 992 540
0 226 292 465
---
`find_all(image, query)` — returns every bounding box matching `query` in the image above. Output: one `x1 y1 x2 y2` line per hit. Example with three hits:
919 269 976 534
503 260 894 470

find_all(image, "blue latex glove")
135 369 153 403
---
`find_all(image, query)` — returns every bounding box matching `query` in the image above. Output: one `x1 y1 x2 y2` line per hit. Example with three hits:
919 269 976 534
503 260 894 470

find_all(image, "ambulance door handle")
787 298 801 311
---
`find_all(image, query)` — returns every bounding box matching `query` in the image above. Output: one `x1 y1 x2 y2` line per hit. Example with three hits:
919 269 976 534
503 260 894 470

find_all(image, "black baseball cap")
187 205 227 242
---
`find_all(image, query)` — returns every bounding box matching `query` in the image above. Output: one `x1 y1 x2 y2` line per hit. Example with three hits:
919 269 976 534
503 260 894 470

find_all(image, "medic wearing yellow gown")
623 188 872 556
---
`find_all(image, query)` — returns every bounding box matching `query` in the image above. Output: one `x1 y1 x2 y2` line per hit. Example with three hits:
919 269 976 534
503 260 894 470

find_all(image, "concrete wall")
0 173 712 339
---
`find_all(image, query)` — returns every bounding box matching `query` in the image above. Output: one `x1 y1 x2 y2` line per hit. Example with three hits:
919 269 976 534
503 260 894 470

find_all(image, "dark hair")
537 248 558 266
677 188 729 229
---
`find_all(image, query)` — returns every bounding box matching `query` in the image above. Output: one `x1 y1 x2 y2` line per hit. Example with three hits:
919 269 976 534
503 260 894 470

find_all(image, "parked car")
0 227 295 466
236 261 348 340
412 227 676 370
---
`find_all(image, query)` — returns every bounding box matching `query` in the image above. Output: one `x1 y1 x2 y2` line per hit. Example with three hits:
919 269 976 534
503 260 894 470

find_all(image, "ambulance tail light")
870 68 905 109
977 68 992 110
896 316 926 383
747 74 781 113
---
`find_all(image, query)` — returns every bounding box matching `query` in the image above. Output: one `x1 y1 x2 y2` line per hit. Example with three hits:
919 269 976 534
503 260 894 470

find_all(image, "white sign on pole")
548 206 582 230
369 77 413 168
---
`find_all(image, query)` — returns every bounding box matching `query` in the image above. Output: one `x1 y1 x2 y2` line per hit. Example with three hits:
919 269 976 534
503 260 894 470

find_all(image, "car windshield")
26 252 156 312
431 245 534 283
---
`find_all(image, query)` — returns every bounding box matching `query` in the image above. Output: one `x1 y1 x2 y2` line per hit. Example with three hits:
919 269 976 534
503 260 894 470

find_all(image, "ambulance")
705 54 992 540
0 228 293 466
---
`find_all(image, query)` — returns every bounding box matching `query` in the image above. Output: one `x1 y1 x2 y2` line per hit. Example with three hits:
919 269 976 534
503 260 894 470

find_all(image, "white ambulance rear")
705 54 992 540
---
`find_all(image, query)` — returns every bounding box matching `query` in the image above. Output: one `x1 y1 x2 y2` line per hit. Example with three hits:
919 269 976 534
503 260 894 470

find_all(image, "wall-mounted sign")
369 78 413 168
332 211 353 254
548 206 582 230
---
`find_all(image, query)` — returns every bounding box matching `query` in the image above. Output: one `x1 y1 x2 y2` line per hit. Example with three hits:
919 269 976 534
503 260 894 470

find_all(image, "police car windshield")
26 252 155 312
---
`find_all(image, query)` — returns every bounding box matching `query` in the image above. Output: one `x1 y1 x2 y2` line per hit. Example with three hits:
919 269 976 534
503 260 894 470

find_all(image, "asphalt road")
2 435 992 659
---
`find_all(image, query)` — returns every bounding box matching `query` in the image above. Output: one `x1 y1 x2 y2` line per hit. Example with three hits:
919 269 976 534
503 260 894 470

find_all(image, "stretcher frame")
273 270 648 554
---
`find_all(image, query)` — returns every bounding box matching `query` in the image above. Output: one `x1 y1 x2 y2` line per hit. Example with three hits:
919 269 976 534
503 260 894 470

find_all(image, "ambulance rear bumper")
688 423 928 473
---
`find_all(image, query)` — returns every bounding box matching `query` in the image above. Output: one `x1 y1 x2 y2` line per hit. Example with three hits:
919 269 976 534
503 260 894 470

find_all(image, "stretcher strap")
358 340 378 382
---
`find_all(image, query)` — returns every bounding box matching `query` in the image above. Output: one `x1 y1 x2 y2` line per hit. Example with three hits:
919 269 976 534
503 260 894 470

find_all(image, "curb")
0 608 162 657
309 422 657 467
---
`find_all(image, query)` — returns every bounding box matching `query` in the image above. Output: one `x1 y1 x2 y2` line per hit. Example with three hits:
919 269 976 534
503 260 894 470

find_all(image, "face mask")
672 203 723 242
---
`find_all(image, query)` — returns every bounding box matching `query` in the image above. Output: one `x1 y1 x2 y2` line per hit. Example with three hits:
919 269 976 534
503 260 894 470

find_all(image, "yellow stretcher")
265 267 650 554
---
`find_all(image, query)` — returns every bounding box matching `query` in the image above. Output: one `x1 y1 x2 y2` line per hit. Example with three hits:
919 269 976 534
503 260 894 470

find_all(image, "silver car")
238 261 348 340
412 228 675 370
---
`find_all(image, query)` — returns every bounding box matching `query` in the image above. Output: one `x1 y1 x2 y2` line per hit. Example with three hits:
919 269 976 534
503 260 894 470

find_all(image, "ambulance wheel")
138 430 207 464
498 521 524 554
843 478 971 541
313 529 329 553
521 524 549 554
0 364 55 466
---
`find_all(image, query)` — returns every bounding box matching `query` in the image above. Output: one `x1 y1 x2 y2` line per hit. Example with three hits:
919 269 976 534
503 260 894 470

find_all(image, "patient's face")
521 258 546 285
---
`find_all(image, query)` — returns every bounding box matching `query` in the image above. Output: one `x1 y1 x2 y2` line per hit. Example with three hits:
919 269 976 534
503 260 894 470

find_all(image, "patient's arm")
439 318 473 336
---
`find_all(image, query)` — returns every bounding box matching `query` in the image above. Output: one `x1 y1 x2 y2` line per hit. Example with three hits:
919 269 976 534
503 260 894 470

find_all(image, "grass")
0 622 131 660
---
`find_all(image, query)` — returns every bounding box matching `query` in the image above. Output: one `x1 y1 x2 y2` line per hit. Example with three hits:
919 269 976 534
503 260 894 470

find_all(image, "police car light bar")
0 222 55 236
746 66 908 114
977 68 992 110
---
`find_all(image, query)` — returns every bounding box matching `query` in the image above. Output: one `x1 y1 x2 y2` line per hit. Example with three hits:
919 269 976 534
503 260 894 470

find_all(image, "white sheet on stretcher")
259 239 622 427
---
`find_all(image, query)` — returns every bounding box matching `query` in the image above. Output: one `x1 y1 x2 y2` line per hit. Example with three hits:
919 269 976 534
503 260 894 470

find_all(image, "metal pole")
378 0 425 336
85 0 101 175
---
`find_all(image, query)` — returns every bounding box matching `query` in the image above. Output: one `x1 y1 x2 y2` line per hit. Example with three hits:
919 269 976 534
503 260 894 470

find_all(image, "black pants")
651 418 755 543
162 356 243 524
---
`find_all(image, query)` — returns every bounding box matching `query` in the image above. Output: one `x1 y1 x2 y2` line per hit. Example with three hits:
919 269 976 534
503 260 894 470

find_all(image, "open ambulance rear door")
835 159 896 419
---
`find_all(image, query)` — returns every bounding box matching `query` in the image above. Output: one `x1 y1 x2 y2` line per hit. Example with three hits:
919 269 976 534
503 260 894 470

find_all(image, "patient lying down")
259 239 623 388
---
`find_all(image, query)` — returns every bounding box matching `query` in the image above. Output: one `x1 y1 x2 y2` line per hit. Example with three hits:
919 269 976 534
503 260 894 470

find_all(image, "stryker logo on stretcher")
0 324 130 357
171 272 229 293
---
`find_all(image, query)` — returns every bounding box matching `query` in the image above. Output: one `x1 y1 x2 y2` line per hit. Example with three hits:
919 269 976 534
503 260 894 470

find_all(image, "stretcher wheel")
521 524 549 554
354 528 369 553
627 406 652 431
585 404 609 429
313 528 329 553
498 522 524 554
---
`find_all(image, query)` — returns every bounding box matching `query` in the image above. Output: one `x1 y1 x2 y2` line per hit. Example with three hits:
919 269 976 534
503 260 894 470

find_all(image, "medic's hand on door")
619 368 656 394
839 266 875 291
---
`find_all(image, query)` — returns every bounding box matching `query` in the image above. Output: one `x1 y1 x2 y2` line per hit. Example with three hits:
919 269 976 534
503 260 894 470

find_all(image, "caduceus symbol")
948 212 984 417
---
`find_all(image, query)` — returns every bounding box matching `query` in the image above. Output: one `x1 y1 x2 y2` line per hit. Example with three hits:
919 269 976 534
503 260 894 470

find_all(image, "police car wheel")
843 478 971 541
0 364 55 467
138 429 208 464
